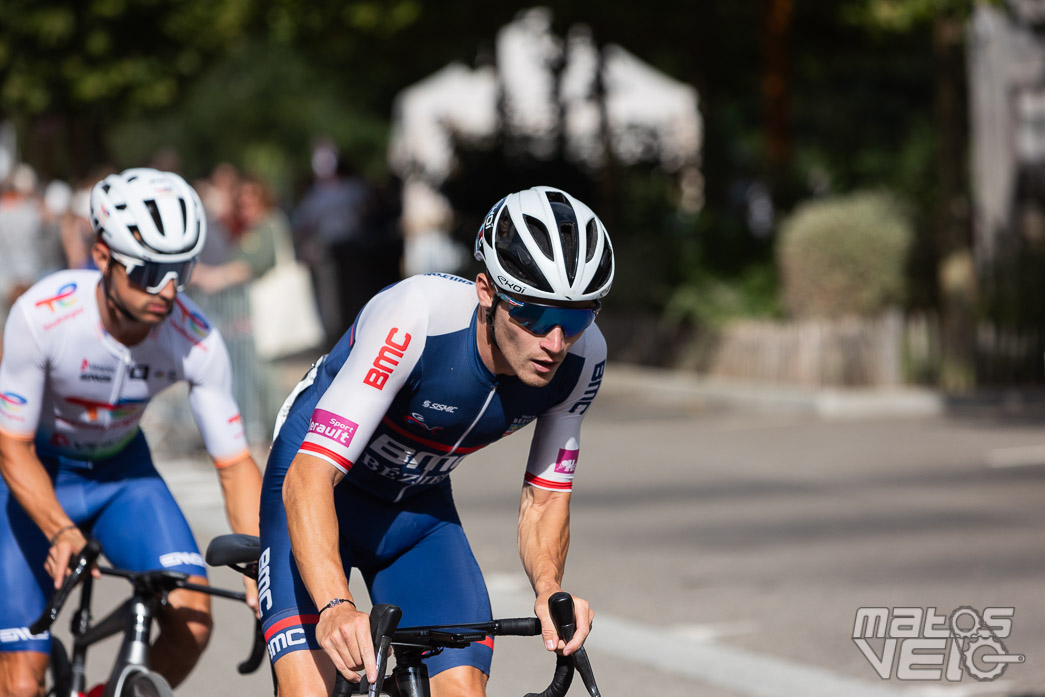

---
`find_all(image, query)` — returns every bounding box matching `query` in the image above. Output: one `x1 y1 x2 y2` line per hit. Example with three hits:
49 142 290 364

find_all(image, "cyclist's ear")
92 242 111 273
475 273 496 310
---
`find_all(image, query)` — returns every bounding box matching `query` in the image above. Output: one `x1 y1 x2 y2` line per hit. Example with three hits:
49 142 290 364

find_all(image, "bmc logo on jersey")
569 361 605 415
257 547 273 612
364 328 412 391
267 627 309 660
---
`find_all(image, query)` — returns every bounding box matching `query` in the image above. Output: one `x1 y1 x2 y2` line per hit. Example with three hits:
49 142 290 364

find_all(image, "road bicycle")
31 539 263 697
206 533 602 697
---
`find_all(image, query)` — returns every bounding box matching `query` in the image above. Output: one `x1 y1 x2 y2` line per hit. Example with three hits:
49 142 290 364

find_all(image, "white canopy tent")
388 7 703 275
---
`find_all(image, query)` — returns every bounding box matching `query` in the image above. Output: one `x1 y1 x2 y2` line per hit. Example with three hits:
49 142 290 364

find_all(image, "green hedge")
777 191 912 318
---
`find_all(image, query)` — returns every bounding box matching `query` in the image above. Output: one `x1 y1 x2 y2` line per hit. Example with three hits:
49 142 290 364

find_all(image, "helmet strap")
101 262 138 323
484 292 506 361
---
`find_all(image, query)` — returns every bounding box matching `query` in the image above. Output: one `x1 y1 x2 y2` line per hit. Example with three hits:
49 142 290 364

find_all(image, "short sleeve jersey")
287 273 607 502
0 270 249 465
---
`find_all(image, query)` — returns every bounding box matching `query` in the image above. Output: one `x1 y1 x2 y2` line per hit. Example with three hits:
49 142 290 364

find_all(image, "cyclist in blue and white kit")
260 186 615 697
0 169 263 697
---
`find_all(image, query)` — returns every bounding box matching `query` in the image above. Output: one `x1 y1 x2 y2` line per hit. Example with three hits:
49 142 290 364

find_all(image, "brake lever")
238 617 266 674
572 647 601 697
367 604 402 697
550 592 601 697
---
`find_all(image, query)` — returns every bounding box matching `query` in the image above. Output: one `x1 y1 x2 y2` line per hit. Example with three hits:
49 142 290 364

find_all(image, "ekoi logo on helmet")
475 196 506 259
35 283 78 313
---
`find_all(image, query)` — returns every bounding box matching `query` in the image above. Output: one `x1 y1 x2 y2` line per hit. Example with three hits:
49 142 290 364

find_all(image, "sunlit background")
3 0 1044 442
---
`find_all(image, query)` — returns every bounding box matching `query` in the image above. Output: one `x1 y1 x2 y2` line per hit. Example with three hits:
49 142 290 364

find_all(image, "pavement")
115 357 1045 697
599 363 948 420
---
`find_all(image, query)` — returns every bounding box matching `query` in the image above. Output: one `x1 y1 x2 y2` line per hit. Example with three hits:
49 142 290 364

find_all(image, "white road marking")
985 444 1045 468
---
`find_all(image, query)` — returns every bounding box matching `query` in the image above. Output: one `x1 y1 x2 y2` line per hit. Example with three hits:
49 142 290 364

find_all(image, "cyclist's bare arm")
214 453 263 610
517 483 593 656
214 454 263 536
0 433 90 585
282 452 377 684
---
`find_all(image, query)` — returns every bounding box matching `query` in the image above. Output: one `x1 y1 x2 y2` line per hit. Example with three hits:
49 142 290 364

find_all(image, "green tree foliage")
0 0 252 115
777 191 913 318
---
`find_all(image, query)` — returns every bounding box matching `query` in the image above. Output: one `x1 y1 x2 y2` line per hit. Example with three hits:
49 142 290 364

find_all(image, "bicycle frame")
38 540 252 697
54 568 168 697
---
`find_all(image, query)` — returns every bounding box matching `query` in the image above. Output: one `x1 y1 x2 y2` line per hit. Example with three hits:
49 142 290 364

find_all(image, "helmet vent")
114 203 127 211
523 215 554 260
495 214 553 292
583 244 614 295
145 200 165 236
178 199 187 233
584 219 598 262
550 202 579 285
545 190 569 206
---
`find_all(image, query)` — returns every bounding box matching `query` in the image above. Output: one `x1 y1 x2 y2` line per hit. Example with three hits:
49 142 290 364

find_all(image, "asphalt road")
52 366 1045 697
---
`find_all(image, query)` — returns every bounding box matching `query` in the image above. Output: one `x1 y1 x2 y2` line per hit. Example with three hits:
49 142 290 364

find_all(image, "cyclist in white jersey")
0 169 263 697
262 186 614 697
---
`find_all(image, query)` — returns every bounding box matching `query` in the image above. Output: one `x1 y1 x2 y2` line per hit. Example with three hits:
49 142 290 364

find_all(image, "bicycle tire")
47 640 71 697
118 671 174 697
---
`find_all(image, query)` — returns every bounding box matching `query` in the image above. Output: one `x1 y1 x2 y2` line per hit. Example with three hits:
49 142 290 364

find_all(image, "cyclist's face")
476 274 588 387
93 243 178 324
493 303 581 387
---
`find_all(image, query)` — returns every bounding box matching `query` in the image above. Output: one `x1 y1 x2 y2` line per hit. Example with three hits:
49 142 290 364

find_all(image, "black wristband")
50 524 78 547
319 598 356 616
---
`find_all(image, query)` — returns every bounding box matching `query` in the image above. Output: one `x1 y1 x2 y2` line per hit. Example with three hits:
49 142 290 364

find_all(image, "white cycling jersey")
0 269 249 465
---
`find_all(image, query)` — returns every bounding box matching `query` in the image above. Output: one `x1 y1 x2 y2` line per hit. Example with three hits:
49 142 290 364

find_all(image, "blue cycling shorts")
259 399 494 678
0 431 207 654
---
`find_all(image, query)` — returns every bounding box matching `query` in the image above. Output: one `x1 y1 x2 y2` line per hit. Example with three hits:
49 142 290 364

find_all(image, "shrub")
777 190 912 318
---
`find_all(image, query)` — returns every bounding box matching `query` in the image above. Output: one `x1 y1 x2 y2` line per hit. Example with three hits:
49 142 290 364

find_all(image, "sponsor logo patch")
364 328 412 390
159 552 205 569
0 627 48 643
0 392 28 415
35 283 78 313
308 409 359 448
554 448 579 474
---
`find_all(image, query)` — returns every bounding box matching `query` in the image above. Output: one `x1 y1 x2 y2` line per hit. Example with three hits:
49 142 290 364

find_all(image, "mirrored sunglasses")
111 251 196 294
496 292 599 338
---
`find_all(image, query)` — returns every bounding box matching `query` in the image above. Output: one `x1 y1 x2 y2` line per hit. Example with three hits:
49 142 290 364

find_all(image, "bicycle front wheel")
119 671 174 697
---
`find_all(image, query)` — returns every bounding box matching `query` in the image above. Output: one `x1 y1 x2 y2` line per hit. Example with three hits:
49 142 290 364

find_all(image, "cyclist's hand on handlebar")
46 526 100 589
535 590 593 657
316 603 377 685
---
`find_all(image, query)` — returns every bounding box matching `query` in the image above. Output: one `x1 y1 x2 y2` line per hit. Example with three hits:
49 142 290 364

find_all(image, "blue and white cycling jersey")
258 273 607 674
279 272 606 500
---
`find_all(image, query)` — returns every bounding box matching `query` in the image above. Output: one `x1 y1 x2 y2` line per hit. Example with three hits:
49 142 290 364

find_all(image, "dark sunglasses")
496 292 599 338
111 250 196 294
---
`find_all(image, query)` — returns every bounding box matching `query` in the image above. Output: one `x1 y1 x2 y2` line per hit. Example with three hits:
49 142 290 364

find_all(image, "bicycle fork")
59 572 160 697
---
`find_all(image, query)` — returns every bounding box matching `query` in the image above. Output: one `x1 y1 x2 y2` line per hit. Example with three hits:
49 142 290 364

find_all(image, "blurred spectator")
292 140 372 344
0 164 56 326
57 166 114 270
194 162 241 266
191 173 288 445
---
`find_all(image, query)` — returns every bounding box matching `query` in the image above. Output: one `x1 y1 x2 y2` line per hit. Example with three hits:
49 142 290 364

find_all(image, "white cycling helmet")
474 186 614 303
90 168 206 263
